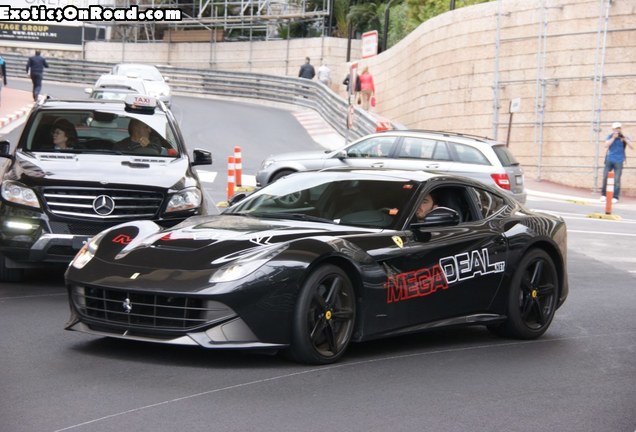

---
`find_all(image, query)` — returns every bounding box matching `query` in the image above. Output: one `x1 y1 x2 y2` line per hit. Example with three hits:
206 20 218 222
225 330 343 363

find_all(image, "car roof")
32 98 169 115
94 74 147 91
307 167 458 183
372 129 500 146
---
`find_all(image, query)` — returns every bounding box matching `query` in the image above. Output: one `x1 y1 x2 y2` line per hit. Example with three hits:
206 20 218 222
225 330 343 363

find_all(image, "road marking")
195 170 257 187
568 229 636 237
195 170 217 183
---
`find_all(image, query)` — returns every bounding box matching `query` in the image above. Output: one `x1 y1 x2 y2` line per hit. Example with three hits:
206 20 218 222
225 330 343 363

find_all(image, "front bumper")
65 318 286 350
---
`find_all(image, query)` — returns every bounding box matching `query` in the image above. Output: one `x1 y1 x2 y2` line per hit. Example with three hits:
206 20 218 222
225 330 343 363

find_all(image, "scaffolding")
107 0 330 41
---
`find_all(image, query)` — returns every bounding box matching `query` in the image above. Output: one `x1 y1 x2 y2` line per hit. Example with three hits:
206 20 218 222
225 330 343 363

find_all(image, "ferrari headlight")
165 188 202 213
70 232 106 269
1 181 40 209
210 243 288 283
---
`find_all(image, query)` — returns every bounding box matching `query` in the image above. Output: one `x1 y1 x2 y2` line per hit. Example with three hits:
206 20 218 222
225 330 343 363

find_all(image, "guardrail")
2 53 382 141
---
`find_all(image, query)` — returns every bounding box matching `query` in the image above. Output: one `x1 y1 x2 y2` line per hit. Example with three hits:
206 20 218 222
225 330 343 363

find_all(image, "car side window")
398 137 450 160
452 143 490 165
420 186 476 224
470 187 506 219
346 137 396 158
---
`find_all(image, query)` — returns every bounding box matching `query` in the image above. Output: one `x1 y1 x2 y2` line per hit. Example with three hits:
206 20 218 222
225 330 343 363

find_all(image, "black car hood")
10 152 191 188
95 215 381 271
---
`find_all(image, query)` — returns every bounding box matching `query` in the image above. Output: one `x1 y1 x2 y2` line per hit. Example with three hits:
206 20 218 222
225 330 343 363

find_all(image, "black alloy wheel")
492 249 559 339
288 264 356 364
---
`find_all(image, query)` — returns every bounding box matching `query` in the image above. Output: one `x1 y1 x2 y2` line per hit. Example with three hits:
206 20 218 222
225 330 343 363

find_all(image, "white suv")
256 130 526 203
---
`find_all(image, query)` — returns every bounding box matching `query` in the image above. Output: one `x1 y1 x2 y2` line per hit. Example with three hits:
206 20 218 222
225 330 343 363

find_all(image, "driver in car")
115 118 163 155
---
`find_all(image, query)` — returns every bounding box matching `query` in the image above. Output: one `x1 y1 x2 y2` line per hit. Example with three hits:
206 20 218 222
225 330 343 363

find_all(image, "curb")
0 103 33 129
586 213 622 220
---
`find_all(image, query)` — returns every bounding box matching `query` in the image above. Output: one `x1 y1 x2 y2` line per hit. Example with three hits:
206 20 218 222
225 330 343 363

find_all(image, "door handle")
372 162 384 168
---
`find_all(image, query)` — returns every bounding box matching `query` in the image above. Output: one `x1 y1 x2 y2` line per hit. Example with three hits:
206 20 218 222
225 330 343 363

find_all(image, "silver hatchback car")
256 130 526 203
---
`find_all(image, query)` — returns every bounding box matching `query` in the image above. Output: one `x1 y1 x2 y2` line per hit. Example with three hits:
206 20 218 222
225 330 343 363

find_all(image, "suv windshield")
22 110 179 156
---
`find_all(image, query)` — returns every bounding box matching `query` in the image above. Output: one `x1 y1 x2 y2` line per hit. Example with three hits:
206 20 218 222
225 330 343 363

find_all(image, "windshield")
22 110 180 156
225 174 419 229
115 65 164 81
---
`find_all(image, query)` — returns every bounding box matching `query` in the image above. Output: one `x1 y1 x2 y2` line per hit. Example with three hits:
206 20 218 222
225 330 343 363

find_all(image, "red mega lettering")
385 264 448 303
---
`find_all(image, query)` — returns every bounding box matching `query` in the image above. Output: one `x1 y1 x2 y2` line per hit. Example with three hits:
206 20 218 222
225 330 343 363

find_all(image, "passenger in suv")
256 130 526 203
0 95 212 282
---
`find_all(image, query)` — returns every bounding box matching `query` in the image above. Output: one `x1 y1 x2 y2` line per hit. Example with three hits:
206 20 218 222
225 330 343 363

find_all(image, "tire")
288 264 356 364
491 249 558 339
0 253 25 283
270 169 295 183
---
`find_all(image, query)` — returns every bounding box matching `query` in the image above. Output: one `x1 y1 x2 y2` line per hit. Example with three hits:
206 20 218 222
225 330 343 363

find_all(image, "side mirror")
411 206 460 228
0 140 12 159
84 88 93 95
228 191 249 206
335 150 347 160
192 148 212 166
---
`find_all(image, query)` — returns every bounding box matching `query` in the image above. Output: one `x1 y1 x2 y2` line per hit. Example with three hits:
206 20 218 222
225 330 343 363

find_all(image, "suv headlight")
165 188 202 213
1 181 41 209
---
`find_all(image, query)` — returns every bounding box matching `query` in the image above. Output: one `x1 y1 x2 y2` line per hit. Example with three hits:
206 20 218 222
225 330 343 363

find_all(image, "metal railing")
3 53 381 141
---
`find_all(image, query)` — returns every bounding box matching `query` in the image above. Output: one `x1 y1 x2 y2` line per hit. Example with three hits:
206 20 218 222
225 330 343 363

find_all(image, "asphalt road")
1 82 635 432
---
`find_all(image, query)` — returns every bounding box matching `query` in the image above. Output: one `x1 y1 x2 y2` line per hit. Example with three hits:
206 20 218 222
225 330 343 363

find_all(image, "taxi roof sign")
124 94 157 113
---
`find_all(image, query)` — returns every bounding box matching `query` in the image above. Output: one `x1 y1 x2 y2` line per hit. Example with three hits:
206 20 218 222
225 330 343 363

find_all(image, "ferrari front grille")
70 285 235 331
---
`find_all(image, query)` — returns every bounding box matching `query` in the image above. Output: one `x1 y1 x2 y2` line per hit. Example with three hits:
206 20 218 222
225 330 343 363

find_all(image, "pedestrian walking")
358 66 375 110
600 122 633 203
0 54 7 106
298 57 315 80
26 50 49 102
343 72 360 99
317 62 331 86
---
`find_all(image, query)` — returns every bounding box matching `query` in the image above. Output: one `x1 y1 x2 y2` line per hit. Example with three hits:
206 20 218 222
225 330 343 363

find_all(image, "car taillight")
491 173 511 190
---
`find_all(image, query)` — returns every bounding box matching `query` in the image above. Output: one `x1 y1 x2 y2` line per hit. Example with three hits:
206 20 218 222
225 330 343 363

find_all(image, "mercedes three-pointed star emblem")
92 195 115 216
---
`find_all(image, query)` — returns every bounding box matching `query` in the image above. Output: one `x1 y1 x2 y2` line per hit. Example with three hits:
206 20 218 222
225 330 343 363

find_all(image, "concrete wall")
83 37 360 80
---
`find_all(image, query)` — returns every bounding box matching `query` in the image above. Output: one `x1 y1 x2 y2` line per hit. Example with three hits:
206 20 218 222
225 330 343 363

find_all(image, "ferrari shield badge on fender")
392 236 403 248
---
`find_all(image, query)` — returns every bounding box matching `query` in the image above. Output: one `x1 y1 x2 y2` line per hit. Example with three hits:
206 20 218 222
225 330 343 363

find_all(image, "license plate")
515 175 523 186
72 236 90 250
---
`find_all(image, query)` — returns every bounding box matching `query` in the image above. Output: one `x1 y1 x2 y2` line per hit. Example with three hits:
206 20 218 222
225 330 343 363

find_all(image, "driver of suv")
114 118 162 155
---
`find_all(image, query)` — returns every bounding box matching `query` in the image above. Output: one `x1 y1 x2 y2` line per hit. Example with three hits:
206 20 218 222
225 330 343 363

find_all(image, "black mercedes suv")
0 95 212 282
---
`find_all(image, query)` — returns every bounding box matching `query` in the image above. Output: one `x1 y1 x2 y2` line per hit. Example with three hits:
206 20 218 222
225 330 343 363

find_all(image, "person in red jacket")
358 66 375 110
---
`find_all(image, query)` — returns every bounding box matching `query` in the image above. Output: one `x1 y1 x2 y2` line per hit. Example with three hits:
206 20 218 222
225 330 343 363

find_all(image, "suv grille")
42 187 164 220
70 285 235 332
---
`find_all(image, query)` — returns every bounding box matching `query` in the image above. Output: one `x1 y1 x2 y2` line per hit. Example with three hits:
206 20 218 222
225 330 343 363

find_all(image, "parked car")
0 95 212 282
111 63 171 106
85 74 149 101
65 169 568 364
256 130 527 203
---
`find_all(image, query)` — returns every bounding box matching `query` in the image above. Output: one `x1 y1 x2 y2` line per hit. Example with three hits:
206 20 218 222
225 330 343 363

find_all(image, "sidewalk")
0 86 34 132
524 177 635 206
